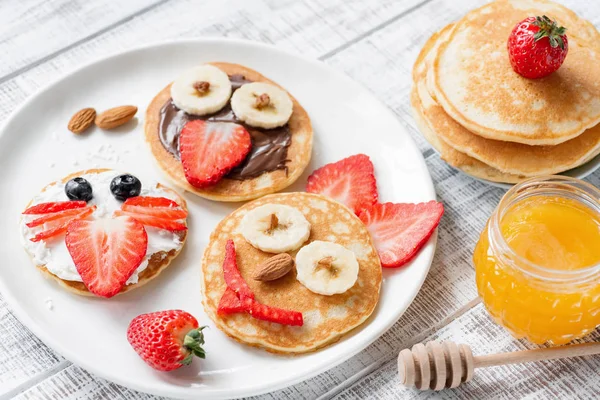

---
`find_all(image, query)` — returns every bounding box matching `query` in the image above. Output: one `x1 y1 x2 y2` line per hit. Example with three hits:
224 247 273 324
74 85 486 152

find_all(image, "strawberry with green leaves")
127 310 207 371
507 15 568 79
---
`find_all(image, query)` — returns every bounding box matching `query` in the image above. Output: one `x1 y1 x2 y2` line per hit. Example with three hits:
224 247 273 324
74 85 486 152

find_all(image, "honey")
474 177 600 345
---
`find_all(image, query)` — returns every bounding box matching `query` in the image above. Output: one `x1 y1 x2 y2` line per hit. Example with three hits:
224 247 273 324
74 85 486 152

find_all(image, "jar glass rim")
490 175 600 282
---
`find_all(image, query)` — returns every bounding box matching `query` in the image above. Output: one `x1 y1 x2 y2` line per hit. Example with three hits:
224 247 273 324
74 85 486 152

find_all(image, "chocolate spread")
158 74 291 180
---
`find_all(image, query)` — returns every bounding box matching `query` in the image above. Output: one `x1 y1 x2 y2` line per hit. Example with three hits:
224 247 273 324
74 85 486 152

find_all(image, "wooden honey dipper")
398 340 600 390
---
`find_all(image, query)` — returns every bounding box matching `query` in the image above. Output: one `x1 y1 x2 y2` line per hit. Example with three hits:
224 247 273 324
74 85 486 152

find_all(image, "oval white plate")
0 39 436 399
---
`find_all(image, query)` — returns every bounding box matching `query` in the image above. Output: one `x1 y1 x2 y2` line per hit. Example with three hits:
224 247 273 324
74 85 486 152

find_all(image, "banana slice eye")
295 241 359 296
231 82 293 129
240 204 310 253
171 65 232 116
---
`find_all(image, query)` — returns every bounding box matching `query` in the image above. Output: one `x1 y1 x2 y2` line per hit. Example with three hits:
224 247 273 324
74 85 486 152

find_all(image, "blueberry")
110 174 141 201
65 177 93 202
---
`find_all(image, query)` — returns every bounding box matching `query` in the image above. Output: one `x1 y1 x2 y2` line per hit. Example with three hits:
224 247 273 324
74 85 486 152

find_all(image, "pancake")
20 169 187 297
412 25 525 184
430 0 600 145
201 192 382 353
412 86 525 184
418 22 600 178
145 62 313 202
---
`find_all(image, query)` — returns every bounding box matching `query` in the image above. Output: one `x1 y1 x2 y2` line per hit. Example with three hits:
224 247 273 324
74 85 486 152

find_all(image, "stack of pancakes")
411 0 600 184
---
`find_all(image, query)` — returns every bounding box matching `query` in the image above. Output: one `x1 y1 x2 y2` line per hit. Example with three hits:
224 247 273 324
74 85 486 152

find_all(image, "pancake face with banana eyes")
145 62 313 202
200 192 382 354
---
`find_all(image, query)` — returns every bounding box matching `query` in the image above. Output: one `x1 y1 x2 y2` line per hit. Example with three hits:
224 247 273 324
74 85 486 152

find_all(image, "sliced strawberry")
218 240 303 326
26 207 94 228
30 206 96 242
359 201 444 268
242 298 303 326
114 210 187 232
124 196 179 208
222 240 254 300
23 201 87 215
179 120 251 188
121 197 187 220
306 154 378 214
218 289 304 326
217 288 246 315
65 216 148 298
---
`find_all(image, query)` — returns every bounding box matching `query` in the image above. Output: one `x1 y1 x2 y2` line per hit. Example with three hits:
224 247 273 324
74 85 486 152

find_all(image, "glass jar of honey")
474 176 600 345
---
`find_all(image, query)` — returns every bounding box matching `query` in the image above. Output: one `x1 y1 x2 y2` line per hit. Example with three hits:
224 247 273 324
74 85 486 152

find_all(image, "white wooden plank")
0 0 162 79
12 363 168 400
333 303 600 400
0 293 64 393
0 0 426 123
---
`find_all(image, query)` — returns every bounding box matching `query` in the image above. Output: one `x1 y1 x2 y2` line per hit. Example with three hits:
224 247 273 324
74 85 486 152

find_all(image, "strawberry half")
65 216 148 298
358 201 444 268
127 310 206 371
306 154 378 214
180 120 251 188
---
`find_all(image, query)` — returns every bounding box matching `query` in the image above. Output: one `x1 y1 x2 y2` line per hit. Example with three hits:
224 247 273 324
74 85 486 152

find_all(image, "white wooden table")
1 1 600 399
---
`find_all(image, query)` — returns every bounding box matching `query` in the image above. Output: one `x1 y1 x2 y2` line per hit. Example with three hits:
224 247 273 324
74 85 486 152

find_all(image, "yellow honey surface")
474 195 600 345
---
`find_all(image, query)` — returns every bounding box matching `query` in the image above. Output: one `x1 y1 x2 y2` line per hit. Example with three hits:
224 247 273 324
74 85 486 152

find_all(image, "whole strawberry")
127 310 206 371
507 15 568 79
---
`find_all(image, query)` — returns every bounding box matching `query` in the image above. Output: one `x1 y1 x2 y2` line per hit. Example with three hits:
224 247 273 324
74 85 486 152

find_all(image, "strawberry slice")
358 201 444 268
306 154 378 214
218 240 303 326
242 298 304 326
113 210 187 232
30 206 96 242
217 288 246 315
222 240 254 300
26 207 94 228
124 196 179 208
23 201 87 215
122 196 187 220
179 120 251 188
65 216 148 298
218 289 304 326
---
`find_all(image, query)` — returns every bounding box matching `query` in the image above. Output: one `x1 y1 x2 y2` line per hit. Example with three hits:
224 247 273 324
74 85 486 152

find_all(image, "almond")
68 107 96 134
253 253 294 282
95 105 137 130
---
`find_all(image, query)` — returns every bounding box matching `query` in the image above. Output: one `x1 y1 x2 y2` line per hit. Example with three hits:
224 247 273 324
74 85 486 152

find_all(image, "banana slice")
295 241 359 296
230 82 293 129
171 65 232 116
240 204 310 253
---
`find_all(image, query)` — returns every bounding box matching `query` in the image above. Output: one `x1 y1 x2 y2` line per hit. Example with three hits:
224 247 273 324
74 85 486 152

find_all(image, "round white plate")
0 39 436 399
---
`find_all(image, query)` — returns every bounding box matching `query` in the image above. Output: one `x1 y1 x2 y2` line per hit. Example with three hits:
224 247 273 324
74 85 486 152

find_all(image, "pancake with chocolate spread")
145 62 313 202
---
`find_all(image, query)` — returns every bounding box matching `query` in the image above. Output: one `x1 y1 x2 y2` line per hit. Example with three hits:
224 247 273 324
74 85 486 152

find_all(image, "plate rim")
0 37 437 399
